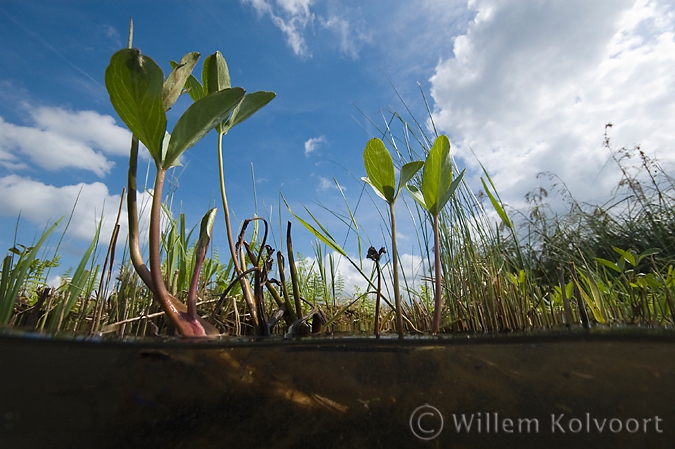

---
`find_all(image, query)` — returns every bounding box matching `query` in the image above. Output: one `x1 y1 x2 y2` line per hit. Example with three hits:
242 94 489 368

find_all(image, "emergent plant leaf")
219 91 277 135
198 207 218 249
163 52 200 111
203 51 231 94
421 135 453 216
363 138 396 202
164 87 245 169
105 48 166 161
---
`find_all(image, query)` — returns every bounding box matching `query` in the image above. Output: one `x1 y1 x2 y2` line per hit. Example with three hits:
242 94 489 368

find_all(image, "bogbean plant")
362 138 423 337
363 135 464 335
177 51 276 334
105 42 274 336
405 135 465 333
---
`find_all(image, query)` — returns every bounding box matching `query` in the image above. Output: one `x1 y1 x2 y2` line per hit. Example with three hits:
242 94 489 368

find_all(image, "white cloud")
317 176 335 191
316 175 346 193
0 175 121 241
243 0 372 59
319 14 371 60
304 135 326 156
0 174 153 249
30 106 131 157
429 0 675 211
243 0 315 57
0 106 131 176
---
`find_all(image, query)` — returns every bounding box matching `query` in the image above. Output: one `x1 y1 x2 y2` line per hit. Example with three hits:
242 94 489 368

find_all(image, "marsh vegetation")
1 38 673 339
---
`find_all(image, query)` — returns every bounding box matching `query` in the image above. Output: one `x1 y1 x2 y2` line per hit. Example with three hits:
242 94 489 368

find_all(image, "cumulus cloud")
304 135 326 156
0 105 131 176
30 106 132 157
0 175 153 249
0 175 120 241
243 0 315 57
429 0 675 211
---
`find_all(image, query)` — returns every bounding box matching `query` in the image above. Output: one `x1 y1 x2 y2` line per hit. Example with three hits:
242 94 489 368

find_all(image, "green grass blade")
481 177 514 229
282 195 347 257
0 218 62 325
49 220 101 331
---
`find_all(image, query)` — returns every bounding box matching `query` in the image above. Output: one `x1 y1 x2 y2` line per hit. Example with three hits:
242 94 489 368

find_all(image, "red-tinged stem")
149 167 205 336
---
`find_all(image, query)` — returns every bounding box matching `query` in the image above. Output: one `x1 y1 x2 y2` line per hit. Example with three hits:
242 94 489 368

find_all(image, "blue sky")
0 0 674 292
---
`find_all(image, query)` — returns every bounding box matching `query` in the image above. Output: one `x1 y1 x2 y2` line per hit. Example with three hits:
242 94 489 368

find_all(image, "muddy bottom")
1 328 674 448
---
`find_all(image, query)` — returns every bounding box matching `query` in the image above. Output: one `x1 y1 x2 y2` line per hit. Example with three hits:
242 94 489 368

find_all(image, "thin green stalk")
276 252 298 322
287 222 303 320
431 213 442 334
217 133 259 332
127 138 154 289
390 202 404 338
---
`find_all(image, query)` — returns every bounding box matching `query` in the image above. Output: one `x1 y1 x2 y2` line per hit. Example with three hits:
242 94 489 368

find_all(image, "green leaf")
164 87 245 169
644 273 662 290
185 74 206 102
574 274 607 324
638 248 661 262
404 184 427 210
481 177 514 229
613 247 636 267
438 168 466 211
202 51 231 95
220 91 277 134
160 131 179 167
421 135 453 216
198 208 217 249
363 138 396 203
105 48 166 161
362 177 388 202
398 161 424 197
595 257 622 273
8 247 22 256
164 52 200 111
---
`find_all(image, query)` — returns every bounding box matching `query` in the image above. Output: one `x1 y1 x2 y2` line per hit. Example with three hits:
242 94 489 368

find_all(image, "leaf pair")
105 48 246 169
362 138 424 205
405 135 465 216
596 247 661 273
180 51 276 136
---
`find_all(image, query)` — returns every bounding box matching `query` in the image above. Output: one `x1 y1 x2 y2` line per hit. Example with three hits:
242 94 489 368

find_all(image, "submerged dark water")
1 328 674 448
